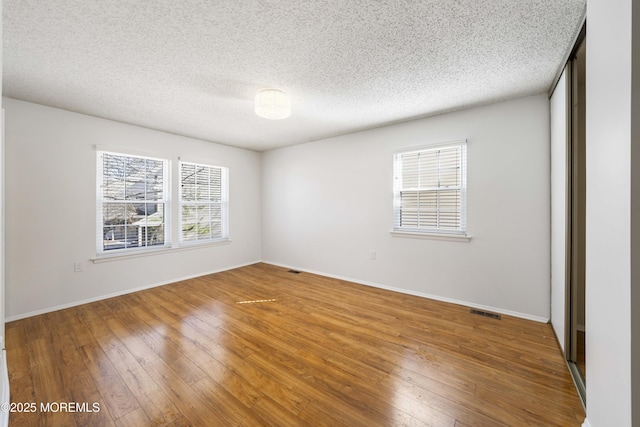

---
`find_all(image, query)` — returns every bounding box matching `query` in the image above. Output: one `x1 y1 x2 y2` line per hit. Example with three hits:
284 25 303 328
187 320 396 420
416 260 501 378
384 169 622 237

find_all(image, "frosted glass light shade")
255 89 291 120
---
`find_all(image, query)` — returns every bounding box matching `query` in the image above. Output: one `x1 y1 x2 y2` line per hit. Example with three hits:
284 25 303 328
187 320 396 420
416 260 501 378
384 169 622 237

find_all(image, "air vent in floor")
470 308 501 320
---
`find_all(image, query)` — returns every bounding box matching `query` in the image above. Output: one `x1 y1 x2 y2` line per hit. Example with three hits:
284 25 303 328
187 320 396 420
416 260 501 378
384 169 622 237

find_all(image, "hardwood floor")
6 263 585 426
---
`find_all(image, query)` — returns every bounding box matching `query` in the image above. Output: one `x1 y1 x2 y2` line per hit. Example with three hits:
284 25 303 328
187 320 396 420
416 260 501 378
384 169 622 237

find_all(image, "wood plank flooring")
6 263 585 426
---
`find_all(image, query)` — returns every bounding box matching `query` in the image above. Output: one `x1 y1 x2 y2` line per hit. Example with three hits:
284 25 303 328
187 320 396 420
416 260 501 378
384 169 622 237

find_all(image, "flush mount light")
255 88 291 120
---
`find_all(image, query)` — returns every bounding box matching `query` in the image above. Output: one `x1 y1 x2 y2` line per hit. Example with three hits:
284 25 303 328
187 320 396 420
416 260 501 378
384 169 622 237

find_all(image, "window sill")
92 238 232 263
390 230 471 243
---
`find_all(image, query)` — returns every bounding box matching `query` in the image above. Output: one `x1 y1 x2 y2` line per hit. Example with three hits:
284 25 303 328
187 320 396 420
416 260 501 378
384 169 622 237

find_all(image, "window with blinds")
97 151 170 253
180 162 229 244
393 141 467 235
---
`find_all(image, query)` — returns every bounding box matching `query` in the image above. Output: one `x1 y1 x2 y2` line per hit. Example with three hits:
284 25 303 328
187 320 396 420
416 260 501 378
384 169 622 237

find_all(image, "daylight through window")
97 151 169 253
393 141 467 235
180 162 229 244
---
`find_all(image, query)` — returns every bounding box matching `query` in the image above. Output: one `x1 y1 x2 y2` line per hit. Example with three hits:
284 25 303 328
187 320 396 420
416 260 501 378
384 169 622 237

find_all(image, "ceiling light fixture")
255 88 291 120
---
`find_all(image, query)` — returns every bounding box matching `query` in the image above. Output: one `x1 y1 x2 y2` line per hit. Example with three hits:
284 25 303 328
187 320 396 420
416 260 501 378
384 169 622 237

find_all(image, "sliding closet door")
567 35 587 391
551 68 568 351
550 27 586 407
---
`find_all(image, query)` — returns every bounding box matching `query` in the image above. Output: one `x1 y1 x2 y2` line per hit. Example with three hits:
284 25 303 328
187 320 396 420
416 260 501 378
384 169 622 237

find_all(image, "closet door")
567 34 587 396
551 66 568 353
550 27 586 407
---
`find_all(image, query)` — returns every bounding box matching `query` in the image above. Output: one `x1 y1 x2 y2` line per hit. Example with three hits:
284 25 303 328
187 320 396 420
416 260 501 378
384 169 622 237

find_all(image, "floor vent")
470 309 501 320
287 269 301 274
236 299 277 305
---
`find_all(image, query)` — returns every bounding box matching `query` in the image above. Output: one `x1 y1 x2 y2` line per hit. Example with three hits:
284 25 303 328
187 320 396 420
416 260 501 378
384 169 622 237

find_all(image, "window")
97 151 170 253
393 141 467 235
180 162 229 244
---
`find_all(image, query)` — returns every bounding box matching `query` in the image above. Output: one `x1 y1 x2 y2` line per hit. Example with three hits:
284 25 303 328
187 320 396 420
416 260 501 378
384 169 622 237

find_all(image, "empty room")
0 0 638 426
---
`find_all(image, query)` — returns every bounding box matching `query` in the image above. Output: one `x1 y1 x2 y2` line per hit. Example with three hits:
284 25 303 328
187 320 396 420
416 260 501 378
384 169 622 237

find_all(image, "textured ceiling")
3 0 585 151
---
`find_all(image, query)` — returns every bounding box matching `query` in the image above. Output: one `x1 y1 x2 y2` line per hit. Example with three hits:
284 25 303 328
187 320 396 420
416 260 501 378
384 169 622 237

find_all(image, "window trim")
178 161 229 246
392 140 468 239
96 150 172 256
389 230 471 242
91 238 231 263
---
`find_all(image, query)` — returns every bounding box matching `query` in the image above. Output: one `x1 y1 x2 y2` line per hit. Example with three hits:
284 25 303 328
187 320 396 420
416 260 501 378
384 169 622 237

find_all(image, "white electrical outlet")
370 250 376 260
74 261 84 273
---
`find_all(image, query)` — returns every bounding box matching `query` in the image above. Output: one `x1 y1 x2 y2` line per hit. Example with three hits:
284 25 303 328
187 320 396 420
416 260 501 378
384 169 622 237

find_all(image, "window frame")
178 161 229 246
96 150 171 255
392 140 468 239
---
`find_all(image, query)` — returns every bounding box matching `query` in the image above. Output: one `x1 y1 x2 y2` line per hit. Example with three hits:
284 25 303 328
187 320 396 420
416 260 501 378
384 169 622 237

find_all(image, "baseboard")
261 260 549 323
8 259 550 324
5 260 261 322
582 418 591 427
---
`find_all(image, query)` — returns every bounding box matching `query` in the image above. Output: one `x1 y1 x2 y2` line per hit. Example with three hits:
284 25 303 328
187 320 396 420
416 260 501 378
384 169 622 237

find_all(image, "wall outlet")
74 261 84 273
370 250 376 260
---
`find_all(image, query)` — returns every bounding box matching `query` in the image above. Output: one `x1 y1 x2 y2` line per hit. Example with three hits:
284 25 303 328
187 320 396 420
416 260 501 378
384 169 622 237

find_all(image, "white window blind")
393 141 467 235
179 162 229 244
97 151 170 253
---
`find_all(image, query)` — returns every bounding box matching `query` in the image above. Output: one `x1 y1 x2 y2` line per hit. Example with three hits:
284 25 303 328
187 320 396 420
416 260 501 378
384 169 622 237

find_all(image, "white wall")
3 98 262 320
632 0 640 422
550 69 567 350
585 0 636 425
262 95 551 321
